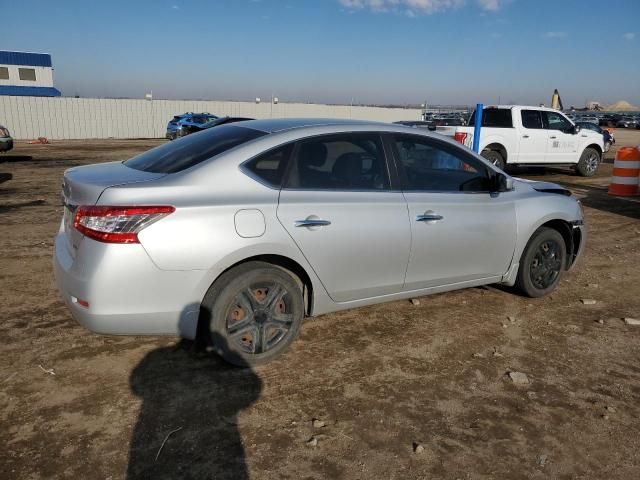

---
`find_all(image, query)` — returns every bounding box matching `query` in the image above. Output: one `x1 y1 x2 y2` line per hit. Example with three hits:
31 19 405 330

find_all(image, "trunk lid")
61 161 166 256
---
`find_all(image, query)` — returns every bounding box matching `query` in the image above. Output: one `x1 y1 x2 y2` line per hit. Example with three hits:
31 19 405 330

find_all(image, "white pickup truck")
438 105 605 176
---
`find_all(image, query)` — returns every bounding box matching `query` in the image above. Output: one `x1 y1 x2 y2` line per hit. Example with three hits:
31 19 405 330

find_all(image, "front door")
543 111 578 163
389 134 517 290
277 133 411 303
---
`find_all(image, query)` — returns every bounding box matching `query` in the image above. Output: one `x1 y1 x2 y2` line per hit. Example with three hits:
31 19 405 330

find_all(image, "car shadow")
0 155 34 163
556 181 640 220
127 306 262 479
0 199 46 214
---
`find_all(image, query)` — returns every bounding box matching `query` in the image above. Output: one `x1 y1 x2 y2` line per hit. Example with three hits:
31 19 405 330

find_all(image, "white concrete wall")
0 65 54 87
0 96 422 139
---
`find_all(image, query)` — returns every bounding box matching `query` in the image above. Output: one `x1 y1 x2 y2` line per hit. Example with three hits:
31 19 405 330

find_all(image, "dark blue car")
575 122 614 153
166 113 218 140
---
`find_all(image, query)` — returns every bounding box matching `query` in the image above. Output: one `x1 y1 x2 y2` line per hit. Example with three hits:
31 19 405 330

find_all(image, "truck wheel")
515 227 566 298
576 148 600 177
201 261 304 367
481 150 506 171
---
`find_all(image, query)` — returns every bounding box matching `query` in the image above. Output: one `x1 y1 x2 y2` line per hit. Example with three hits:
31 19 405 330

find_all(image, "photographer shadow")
127 305 262 479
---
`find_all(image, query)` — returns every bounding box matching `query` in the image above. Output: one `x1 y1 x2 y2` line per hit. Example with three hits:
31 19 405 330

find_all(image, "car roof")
481 105 567 113
236 117 388 134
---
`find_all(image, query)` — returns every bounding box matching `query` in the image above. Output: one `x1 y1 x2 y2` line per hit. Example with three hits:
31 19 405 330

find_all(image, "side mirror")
574 125 581 134
493 173 514 193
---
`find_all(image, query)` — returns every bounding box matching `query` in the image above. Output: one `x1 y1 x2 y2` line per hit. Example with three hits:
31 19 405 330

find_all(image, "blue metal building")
0 51 61 97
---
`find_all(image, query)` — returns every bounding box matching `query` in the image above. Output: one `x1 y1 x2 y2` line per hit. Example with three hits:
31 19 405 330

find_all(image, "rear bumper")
53 230 206 339
0 137 13 152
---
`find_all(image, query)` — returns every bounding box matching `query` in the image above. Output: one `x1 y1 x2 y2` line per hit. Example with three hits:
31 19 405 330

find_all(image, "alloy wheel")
529 239 562 290
225 284 294 355
585 153 599 173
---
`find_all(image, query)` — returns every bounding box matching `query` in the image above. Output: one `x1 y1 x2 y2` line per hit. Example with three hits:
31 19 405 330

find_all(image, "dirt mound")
607 100 639 111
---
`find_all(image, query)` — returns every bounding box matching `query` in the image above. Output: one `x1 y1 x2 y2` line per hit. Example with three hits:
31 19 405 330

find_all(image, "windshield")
125 125 267 173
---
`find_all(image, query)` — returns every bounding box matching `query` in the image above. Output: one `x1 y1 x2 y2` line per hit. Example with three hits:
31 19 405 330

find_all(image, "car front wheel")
576 147 600 177
516 227 566 298
202 261 304 367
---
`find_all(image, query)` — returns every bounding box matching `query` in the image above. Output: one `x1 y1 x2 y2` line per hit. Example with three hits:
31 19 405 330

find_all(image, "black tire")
575 147 600 177
201 261 304 367
515 227 566 298
481 149 506 170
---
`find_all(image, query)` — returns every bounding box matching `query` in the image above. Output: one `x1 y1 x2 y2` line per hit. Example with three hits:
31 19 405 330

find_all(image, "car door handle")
522 134 530 138
416 214 443 222
550 136 557 139
295 219 331 228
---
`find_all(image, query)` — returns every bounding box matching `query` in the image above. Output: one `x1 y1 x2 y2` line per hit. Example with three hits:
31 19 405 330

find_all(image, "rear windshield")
468 108 513 128
125 125 267 173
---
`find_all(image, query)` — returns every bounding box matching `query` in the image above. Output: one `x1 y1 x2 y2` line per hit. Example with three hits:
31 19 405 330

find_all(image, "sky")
1 0 639 107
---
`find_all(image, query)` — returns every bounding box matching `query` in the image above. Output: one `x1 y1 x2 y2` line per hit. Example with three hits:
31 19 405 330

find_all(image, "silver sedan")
54 118 585 366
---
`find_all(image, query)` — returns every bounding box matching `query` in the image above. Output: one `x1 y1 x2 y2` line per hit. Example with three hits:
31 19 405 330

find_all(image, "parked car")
166 113 219 140
54 118 586 366
437 105 605 177
578 115 599 125
0 125 13 153
393 120 434 130
178 116 254 136
599 114 621 127
431 116 465 127
575 122 615 152
616 117 638 128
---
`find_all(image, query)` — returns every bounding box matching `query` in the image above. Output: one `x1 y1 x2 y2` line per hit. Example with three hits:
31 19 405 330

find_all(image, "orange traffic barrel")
608 147 640 196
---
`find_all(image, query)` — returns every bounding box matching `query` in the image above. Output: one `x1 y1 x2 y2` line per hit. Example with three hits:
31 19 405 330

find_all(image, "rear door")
518 109 548 163
542 111 578 163
389 134 517 289
276 132 411 302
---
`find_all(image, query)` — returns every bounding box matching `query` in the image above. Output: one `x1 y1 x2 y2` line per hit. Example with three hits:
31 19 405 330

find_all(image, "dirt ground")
1 130 640 480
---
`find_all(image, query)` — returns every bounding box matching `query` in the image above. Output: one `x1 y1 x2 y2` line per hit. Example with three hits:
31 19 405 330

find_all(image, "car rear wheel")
516 227 566 298
202 261 304 367
481 150 506 171
576 147 600 177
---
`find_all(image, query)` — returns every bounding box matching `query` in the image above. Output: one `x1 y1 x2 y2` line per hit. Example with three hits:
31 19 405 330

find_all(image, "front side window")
0 67 9 80
521 110 543 129
125 125 267 173
18 68 36 81
243 144 293 188
393 135 492 192
285 134 389 190
544 111 572 131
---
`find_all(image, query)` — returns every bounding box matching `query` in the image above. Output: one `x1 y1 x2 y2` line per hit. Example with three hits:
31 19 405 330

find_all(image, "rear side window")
521 110 543 129
243 144 293 188
125 125 267 173
285 134 389 190
468 108 513 128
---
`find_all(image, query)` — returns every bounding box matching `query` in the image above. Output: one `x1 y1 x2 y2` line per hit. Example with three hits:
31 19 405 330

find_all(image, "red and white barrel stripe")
608 147 640 197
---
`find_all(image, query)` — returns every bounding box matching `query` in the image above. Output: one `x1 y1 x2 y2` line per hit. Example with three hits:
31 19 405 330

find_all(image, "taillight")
74 205 175 244
454 132 467 144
